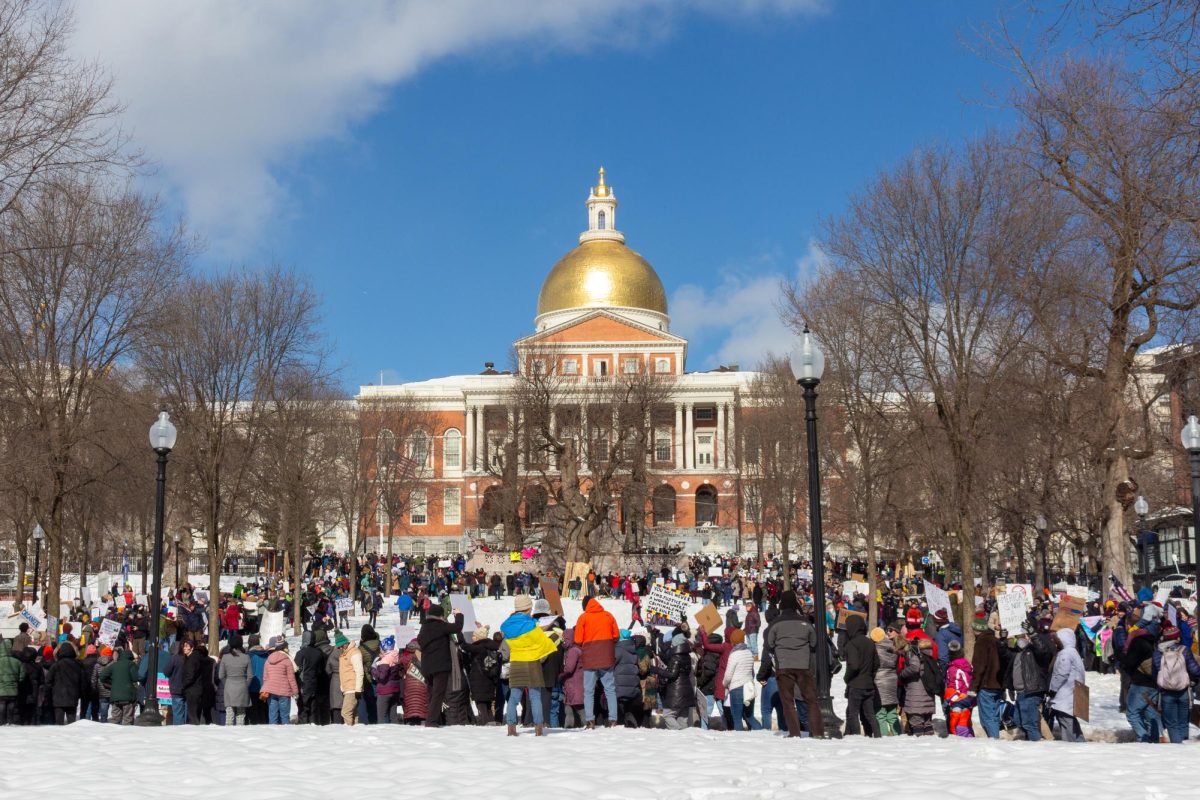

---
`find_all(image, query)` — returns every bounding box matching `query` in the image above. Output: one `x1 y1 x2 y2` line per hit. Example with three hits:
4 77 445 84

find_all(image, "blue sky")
69 1 1066 390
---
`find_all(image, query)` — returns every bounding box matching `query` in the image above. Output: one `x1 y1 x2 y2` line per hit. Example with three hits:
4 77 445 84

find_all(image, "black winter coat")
461 639 500 702
841 616 878 691
294 644 328 700
47 647 87 708
655 642 695 712
79 654 100 699
613 640 641 700
417 613 464 677
15 649 41 707
696 649 720 695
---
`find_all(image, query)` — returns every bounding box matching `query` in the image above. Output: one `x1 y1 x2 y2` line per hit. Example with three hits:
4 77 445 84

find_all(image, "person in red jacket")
574 596 619 728
223 602 241 641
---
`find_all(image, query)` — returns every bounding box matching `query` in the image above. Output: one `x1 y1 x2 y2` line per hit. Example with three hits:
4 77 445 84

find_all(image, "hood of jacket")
845 615 866 639
1055 628 1075 650
117 649 134 663
266 650 291 667
0 640 11 658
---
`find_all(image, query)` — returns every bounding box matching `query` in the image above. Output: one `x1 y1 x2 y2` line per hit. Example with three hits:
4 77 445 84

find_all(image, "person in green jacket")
99 648 140 725
0 639 25 725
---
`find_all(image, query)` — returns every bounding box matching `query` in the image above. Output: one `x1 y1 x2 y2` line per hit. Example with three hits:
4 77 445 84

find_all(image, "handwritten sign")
645 585 690 624
156 672 171 706
694 602 722 635
996 591 1026 635
98 619 123 647
1006 583 1034 608
258 609 285 646
335 598 353 613
925 583 953 621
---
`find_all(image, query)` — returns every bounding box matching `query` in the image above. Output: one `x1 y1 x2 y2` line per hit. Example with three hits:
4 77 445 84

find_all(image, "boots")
507 724 518 737
585 720 595 730
535 724 545 736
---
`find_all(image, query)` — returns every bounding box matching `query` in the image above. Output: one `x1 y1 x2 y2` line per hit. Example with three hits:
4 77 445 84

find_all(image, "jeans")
506 686 544 726
98 698 111 723
1160 689 1189 743
700 694 717 730
171 697 188 726
727 687 761 731
583 668 617 723
976 688 1004 739
747 633 759 657
1015 692 1043 741
548 685 563 728
1125 686 1162 743
267 695 290 725
760 677 783 731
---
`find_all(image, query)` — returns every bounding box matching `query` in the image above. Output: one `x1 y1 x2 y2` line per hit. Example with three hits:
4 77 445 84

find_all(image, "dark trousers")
424 672 448 727
776 668 823 738
53 707 77 726
296 694 317 724
844 687 880 737
0 698 15 725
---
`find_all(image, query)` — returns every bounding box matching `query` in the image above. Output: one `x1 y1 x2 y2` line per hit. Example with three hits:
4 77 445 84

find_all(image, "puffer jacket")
1011 636 1051 695
613 639 641 700
99 649 139 704
841 616 878 691
462 638 500 702
722 644 756 693
294 630 328 700
262 650 298 697
874 637 899 706
575 599 619 670
1048 628 1086 714
372 650 404 697
898 639 935 715
0 640 23 697
91 654 114 700
655 639 695 712
400 646 427 722
559 632 584 706
324 645 343 712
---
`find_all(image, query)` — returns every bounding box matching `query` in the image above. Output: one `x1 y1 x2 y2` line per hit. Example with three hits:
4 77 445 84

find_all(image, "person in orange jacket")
574 596 619 728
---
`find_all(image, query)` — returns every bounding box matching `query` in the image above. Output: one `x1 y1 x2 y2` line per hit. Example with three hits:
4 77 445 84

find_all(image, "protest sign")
707 566 723 578
851 573 866 583
996 590 1026 634
335 598 353 613
18 605 46 631
80 587 92 606
449 593 477 637
694 602 722 635
540 578 564 617
1062 584 1089 600
113 593 126 610
1052 595 1086 632
1006 583 1034 608
1073 681 1090 721
156 672 171 706
194 589 210 604
1155 586 1173 605
836 608 867 630
437 559 452 569
925 583 953 621
841 580 870 599
394 624 419 646
135 594 147 607
98 618 122 647
258 609 285 645
645 585 690 625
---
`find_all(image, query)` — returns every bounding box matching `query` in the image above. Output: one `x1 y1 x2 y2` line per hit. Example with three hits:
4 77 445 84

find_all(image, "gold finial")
594 166 609 197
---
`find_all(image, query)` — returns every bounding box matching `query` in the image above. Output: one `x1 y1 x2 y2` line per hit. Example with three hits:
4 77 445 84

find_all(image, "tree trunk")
957 520 976 659
866 524 878 627
1100 451 1132 596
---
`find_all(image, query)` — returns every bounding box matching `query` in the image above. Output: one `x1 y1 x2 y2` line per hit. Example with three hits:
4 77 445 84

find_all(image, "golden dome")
537 239 667 316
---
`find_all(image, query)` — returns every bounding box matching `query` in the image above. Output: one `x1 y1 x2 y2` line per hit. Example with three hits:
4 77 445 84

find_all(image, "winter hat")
268 636 287 651
708 632 723 644
868 627 886 643
947 640 963 657
334 631 350 647
86 645 97 656
532 598 552 618
513 595 533 614
619 629 632 641
932 609 949 625
730 629 746 645
905 607 923 627
779 592 800 612
1161 622 1181 641
972 612 989 633
426 603 445 618
100 646 113 657
473 624 491 642
360 624 379 641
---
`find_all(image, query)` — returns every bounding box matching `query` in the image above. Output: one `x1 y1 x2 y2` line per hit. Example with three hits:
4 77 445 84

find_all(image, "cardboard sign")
925 583 953 621
540 578 564 617
1073 681 1089 721
851 573 866 583
836 608 868 630
1052 595 1086 632
448 593 476 637
645 585 690 624
394 624 419 646
98 618 123 647
694 602 722 635
996 591 1026 635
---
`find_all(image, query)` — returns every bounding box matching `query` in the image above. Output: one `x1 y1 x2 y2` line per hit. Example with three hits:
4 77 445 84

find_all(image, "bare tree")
359 394 427 589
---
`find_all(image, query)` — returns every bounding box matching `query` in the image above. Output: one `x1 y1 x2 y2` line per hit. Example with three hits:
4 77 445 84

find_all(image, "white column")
465 404 475 472
549 409 557 469
612 351 620 375
478 405 487 471
674 403 683 470
716 402 726 469
517 409 525 471
684 402 694 470
581 403 589 472
726 402 736 470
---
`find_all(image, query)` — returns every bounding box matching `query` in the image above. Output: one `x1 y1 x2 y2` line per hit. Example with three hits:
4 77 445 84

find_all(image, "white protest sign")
1063 584 1089 600
644 585 690 623
925 583 953 621
258 609 285 646
335 598 353 613
448 593 477 636
135 594 148 607
98 618 122 647
707 566 723 578
18 605 46 631
394 624 419 646
45 615 56 638
1156 586 1172 605
1006 584 1034 608
95 571 111 596
438 559 452 569
80 587 92 606
996 591 1026 634
841 580 870 599
113 593 126 610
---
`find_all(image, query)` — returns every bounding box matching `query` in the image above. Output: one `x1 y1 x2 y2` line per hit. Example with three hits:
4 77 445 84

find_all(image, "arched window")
653 485 676 526
443 428 461 470
376 429 395 472
695 485 718 526
597 210 607 230
407 430 430 468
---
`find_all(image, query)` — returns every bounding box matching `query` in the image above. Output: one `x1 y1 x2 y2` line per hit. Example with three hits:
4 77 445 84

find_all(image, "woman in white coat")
1047 627 1086 742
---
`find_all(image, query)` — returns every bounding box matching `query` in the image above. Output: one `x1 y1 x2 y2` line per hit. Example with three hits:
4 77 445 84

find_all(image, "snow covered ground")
2 592 1195 800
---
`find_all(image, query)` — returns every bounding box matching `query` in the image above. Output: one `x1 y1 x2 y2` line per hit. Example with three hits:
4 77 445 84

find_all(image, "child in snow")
944 639 974 737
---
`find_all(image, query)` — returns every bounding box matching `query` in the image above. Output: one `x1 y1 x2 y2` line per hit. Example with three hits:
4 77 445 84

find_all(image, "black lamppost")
31 523 43 605
1133 495 1150 585
173 532 181 588
137 409 177 726
1180 416 1200 602
1035 514 1050 593
789 327 842 738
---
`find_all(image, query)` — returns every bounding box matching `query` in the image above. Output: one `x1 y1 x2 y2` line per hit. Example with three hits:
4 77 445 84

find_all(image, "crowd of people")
1 549 1197 744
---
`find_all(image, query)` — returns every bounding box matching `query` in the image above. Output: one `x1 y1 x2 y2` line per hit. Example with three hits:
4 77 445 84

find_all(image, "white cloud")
66 0 826 253
671 239 828 370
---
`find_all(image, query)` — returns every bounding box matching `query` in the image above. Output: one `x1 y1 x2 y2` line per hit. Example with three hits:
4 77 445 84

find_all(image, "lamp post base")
135 707 165 727
817 696 843 739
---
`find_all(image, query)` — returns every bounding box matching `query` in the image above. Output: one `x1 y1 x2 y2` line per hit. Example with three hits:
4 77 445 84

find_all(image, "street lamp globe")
1134 496 1149 517
789 327 825 383
1182 415 1200 451
1035 514 1047 532
32 523 44 542
149 410 178 452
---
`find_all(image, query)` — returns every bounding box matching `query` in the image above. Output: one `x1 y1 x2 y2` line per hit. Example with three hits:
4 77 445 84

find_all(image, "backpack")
481 649 502 680
369 658 392 685
1157 645 1190 691
919 652 944 698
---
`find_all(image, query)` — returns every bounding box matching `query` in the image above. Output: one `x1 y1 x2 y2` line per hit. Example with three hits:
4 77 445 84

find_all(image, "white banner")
644 585 690 623
258 609 285 646
98 618 123 647
996 591 1026 634
925 583 952 621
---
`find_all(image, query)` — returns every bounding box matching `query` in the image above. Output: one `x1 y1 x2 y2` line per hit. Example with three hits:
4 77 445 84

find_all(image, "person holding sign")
416 604 465 727
1047 627 1086 742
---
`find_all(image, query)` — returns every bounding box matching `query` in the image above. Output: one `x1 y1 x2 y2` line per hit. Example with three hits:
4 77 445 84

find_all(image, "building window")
745 485 761 524
443 429 461 470
593 436 609 464
655 358 671 374
696 485 718 526
410 488 427 525
653 485 676 525
376 429 395 472
562 359 578 375
598 210 607 230
695 407 715 422
655 428 672 462
596 359 608 377
407 431 430 468
622 358 639 374
532 359 545 375
695 432 713 466
443 487 461 525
